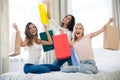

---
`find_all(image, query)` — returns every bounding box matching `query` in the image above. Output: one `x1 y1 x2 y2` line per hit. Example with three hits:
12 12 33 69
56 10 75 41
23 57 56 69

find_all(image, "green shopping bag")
39 30 54 52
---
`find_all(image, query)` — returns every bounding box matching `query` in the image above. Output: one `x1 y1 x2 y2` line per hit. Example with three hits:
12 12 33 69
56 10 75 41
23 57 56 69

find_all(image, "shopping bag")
53 34 71 60
39 30 54 52
71 48 80 66
38 3 49 25
103 25 119 50
9 31 21 56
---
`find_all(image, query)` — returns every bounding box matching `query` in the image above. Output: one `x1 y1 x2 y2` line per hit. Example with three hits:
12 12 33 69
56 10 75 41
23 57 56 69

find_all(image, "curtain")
59 0 68 23
112 0 120 44
50 0 60 25
113 0 120 28
0 0 9 74
50 0 68 25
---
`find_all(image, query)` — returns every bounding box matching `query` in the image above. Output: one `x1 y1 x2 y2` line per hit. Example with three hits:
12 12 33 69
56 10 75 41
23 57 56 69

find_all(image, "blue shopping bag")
71 48 80 66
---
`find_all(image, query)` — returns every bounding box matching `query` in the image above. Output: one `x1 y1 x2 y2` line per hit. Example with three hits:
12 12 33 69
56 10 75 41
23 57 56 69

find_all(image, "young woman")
13 22 60 74
44 0 75 67
61 17 114 74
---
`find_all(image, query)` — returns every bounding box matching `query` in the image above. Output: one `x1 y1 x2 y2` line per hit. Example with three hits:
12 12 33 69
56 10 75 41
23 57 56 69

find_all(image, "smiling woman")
68 0 113 48
8 0 43 72
8 0 60 72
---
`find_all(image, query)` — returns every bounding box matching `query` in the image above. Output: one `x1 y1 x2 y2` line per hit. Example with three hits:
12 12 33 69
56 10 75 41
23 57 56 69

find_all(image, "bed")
1 71 120 80
1 48 120 80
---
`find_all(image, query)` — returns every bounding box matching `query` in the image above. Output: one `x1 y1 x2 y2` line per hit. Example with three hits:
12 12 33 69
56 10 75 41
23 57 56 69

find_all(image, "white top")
54 27 72 41
27 43 42 64
49 18 72 41
73 34 94 61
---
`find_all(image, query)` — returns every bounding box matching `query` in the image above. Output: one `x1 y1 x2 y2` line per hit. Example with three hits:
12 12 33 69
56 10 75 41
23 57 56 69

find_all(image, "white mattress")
93 48 120 71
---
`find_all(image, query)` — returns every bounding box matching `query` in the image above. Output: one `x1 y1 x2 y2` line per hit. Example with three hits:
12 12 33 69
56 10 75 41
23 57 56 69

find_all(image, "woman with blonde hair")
61 17 114 74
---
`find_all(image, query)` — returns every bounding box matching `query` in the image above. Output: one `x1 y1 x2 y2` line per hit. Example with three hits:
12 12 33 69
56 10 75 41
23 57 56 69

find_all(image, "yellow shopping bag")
38 3 49 25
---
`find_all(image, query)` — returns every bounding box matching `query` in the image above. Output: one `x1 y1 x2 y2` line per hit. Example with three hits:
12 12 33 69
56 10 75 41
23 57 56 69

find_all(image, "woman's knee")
24 63 33 74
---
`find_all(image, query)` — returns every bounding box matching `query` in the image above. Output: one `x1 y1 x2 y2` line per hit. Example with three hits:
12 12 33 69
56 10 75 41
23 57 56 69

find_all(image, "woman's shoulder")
85 33 91 37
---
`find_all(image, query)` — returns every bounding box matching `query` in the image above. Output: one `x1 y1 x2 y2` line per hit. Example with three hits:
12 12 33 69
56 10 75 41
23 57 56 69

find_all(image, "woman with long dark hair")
44 0 75 67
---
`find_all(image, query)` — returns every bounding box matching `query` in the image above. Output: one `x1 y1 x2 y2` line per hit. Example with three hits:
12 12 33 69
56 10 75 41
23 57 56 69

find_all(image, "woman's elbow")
48 41 53 45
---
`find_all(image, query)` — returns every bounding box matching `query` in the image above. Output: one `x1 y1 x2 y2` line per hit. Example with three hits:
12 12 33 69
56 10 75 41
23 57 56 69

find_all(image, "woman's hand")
13 23 19 31
105 17 114 26
42 0 49 5
109 17 114 22
59 29 64 34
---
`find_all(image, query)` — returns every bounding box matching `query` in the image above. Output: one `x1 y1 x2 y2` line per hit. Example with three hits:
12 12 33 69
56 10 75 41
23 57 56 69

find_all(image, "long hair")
61 14 75 32
73 23 84 42
25 22 38 46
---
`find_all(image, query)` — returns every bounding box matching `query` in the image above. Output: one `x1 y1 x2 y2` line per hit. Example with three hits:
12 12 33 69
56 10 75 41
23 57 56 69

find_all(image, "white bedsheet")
1 71 120 80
